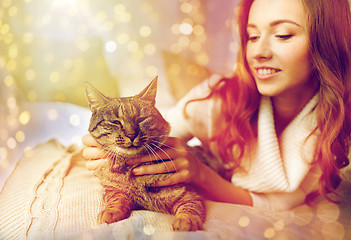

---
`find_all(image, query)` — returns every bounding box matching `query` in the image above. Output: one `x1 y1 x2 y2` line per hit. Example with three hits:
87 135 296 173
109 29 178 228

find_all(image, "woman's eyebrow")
247 19 303 29
270 19 303 27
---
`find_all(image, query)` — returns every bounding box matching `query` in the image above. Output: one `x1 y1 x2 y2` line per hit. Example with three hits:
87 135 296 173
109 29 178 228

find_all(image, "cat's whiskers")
149 134 169 138
95 144 122 171
142 143 156 159
139 135 148 143
150 139 187 152
104 143 120 159
98 144 119 161
149 142 179 175
91 146 110 161
142 143 152 159
112 144 121 160
87 147 111 171
142 143 160 166
143 143 176 174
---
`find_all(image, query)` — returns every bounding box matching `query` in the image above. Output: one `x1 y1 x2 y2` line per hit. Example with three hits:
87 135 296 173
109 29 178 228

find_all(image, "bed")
0 100 350 240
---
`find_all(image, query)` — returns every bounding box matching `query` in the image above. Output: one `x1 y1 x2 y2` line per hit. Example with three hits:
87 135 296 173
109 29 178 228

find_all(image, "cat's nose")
127 133 137 142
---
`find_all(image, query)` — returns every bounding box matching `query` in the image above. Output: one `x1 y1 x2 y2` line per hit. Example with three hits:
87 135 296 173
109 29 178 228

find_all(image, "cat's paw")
172 215 203 231
98 209 129 224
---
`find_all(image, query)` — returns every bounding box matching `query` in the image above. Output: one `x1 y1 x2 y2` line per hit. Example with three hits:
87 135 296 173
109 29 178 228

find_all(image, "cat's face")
85 77 170 157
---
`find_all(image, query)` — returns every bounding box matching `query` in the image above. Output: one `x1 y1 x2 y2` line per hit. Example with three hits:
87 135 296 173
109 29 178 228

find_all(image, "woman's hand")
82 134 252 204
126 137 206 187
82 134 106 170
82 134 207 187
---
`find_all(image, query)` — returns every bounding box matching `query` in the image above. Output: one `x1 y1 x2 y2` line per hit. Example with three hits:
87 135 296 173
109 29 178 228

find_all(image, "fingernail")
132 168 140 175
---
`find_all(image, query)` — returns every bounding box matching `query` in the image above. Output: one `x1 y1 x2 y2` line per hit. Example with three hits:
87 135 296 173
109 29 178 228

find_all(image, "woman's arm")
126 137 253 206
82 134 253 205
195 163 253 205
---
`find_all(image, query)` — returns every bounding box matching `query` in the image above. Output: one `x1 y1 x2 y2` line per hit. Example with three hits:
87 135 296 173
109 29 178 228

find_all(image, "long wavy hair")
199 0 351 201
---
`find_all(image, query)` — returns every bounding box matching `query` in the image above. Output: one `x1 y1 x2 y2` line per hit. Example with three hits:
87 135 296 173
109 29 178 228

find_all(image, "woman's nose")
253 37 273 60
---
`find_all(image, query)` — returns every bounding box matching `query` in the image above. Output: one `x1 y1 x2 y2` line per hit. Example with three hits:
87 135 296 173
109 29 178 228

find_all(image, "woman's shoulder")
182 73 224 100
164 74 225 139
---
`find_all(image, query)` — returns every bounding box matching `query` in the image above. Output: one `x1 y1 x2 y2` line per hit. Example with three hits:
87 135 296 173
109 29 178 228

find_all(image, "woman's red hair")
195 0 351 201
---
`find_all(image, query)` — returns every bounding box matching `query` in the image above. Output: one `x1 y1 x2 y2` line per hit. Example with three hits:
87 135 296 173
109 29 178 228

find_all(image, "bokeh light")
47 108 59 121
105 41 117 53
264 227 275 239
15 130 26 142
321 221 345 240
7 137 17 150
316 202 340 223
273 220 285 232
69 114 81 127
143 224 155 235
19 111 31 125
0 148 8 162
238 216 250 227
292 204 314 226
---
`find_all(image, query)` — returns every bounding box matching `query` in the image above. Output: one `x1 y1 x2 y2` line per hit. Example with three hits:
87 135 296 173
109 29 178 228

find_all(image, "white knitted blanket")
0 139 350 240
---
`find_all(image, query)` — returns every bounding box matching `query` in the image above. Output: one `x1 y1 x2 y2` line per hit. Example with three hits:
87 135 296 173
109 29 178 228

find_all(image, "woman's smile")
254 66 281 80
246 0 314 99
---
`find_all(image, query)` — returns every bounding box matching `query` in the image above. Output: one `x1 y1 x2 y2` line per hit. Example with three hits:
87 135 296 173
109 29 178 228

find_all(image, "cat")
85 76 206 231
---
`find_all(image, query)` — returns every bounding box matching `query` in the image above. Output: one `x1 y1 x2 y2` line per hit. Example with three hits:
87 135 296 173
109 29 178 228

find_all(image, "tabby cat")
85 77 206 231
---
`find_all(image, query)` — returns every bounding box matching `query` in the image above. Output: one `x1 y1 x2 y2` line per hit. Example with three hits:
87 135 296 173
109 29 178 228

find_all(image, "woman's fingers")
127 149 179 165
82 134 106 171
132 159 177 175
86 159 106 171
152 169 191 187
82 134 109 161
132 157 190 175
127 138 187 165
82 134 98 147
82 147 107 160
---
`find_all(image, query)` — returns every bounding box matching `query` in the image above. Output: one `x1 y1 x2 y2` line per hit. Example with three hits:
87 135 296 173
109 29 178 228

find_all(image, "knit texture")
0 140 109 239
232 94 319 193
0 134 349 239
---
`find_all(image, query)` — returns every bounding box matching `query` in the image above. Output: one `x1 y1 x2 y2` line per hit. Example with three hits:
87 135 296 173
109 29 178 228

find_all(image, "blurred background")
0 0 240 106
0 0 239 187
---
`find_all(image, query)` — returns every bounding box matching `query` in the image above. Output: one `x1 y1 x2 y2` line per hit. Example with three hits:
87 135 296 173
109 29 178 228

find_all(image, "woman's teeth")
257 68 279 75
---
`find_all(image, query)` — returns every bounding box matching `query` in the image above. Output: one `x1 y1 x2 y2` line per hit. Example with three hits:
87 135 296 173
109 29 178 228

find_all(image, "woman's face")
246 0 314 98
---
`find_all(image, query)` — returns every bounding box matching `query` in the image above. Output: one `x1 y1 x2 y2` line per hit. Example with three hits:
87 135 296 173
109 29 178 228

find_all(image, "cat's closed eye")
110 120 122 126
136 117 147 124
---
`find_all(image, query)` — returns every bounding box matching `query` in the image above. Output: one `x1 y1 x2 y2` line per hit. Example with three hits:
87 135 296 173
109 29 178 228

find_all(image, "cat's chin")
110 145 145 157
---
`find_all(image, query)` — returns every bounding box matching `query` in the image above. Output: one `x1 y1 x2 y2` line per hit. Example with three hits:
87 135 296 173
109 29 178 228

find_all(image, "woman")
83 0 351 211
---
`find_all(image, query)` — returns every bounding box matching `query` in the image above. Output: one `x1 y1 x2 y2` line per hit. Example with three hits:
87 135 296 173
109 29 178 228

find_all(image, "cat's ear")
138 76 157 105
85 82 110 112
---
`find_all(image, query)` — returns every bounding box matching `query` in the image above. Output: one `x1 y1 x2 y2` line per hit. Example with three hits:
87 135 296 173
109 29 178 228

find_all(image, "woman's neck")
272 90 316 136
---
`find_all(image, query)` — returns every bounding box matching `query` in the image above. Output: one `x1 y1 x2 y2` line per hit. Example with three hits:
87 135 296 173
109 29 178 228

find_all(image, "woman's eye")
248 35 259 42
276 34 293 40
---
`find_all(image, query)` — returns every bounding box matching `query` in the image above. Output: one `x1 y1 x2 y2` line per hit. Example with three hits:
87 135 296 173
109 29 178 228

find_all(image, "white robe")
166 74 321 211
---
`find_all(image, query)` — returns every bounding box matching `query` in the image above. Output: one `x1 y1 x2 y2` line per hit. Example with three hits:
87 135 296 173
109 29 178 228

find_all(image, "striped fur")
85 77 206 231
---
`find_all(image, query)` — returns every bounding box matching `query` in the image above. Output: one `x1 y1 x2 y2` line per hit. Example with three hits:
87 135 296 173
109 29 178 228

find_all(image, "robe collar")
232 94 319 193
